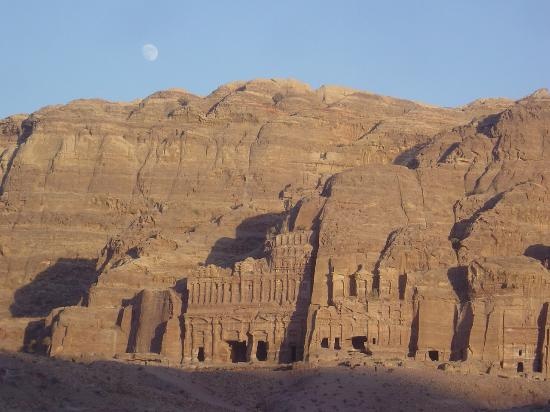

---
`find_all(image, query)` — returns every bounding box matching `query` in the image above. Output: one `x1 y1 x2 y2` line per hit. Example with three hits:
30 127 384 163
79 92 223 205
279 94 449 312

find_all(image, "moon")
142 44 158 61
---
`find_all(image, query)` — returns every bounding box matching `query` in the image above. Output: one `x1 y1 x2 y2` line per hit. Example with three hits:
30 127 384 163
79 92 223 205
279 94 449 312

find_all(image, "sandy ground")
1 352 550 411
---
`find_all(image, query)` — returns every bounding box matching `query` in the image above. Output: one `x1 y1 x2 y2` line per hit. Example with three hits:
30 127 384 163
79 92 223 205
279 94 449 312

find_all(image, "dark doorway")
334 337 341 350
351 336 367 352
321 337 329 348
228 341 248 363
517 362 524 373
372 337 377 345
290 345 297 362
256 341 268 361
428 350 439 361
197 347 205 362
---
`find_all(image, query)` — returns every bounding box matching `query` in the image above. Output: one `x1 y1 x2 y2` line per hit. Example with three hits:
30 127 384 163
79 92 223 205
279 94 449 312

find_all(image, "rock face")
184 229 314 364
1 79 549 376
303 91 550 375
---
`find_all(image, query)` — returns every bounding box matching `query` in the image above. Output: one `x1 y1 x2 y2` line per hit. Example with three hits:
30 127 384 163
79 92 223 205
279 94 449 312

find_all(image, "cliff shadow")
205 212 286 268
0 117 34 195
476 113 502 136
447 266 473 361
21 319 50 355
1 352 547 411
278 207 322 364
524 244 550 268
449 192 504 241
535 302 549 372
278 289 311 364
10 258 98 317
392 142 429 169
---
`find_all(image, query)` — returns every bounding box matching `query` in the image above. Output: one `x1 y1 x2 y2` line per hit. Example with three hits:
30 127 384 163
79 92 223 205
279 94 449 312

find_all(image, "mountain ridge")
0 80 549 379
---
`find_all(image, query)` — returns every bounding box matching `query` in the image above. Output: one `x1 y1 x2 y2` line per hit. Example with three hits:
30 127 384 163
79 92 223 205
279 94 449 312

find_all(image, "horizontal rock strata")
1 80 549 376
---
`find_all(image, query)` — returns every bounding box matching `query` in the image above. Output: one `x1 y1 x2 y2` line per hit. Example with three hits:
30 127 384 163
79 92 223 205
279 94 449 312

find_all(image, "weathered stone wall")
2 82 550 377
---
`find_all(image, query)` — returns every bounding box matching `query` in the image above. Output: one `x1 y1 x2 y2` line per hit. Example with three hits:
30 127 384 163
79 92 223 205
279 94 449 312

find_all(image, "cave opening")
197 347 205 362
428 350 439 361
227 340 248 363
351 336 367 352
517 362 524 373
256 340 268 361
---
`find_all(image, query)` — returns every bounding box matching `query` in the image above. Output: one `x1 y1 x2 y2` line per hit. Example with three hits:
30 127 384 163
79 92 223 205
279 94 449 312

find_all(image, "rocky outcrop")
2 79 496 323
1 79 549 377
303 91 550 374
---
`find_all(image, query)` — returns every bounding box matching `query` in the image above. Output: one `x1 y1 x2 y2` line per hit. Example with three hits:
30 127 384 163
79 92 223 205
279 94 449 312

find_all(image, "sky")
0 0 549 118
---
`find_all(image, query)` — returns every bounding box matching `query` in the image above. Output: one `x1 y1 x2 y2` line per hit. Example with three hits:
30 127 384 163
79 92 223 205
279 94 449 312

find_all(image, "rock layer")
1 80 549 376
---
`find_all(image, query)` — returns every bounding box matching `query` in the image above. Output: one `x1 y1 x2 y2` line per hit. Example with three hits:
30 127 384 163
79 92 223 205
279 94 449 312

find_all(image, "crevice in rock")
0 116 34 195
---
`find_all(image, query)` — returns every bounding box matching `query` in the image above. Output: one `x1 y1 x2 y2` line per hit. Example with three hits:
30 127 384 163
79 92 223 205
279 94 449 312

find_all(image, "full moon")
142 44 158 61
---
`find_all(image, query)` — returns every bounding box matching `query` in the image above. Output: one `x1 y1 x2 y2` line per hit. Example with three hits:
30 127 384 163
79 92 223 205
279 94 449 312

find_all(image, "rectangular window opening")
428 350 439 362
351 336 367 353
256 340 268 361
227 340 248 363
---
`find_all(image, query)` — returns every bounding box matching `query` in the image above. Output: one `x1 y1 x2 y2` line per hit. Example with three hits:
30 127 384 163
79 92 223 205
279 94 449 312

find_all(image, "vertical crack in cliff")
133 141 154 201
373 229 400 278
43 139 64 191
167 130 186 202
395 175 410 224
450 201 461 266
415 169 426 209
245 121 271 197
86 133 107 193
0 117 34 195
463 158 478 194
302 199 326 360
481 302 494 359
472 163 493 196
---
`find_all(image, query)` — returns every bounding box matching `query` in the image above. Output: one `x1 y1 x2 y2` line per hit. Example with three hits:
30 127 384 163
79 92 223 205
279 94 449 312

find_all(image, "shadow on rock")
10 258 98 317
392 142 427 169
1 352 550 411
205 212 286 268
525 244 550 268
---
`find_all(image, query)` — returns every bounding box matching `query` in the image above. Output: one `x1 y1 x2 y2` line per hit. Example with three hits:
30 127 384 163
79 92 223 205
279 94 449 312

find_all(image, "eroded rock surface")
1 80 549 377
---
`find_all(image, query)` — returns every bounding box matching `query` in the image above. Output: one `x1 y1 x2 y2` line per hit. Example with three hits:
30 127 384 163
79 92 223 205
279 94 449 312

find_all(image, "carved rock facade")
184 230 313 364
1 81 550 377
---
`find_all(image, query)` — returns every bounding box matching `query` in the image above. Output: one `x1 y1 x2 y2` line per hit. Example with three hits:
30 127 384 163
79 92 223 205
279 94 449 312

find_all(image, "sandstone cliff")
1 80 549 376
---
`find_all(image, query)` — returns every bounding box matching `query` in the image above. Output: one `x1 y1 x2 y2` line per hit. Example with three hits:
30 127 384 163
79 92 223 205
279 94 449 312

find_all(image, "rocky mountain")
1 79 549 376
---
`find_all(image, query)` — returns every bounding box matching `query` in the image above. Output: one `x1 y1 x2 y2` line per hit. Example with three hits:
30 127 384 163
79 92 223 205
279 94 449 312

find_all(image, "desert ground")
1 352 550 411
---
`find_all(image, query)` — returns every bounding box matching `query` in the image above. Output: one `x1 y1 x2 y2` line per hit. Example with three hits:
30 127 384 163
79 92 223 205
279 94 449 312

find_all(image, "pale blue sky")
0 0 549 118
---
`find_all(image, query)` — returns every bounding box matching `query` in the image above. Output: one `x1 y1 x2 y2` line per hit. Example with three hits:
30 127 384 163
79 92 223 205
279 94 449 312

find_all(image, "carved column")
183 320 193 363
223 282 230 303
190 282 196 304
212 319 222 362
